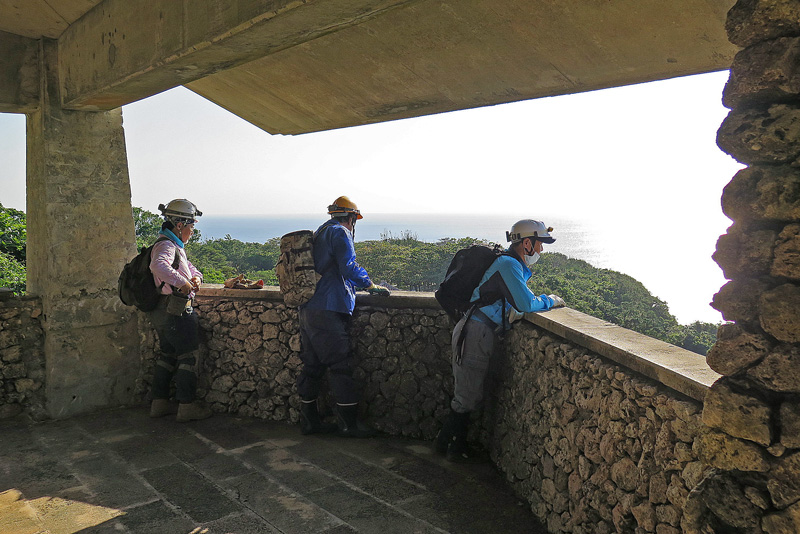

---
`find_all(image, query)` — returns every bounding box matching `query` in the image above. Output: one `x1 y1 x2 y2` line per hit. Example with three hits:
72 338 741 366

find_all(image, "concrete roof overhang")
0 0 737 135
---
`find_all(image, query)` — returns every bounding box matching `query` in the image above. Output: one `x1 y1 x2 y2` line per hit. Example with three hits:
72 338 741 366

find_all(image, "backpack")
275 230 321 307
118 237 179 312
435 244 507 322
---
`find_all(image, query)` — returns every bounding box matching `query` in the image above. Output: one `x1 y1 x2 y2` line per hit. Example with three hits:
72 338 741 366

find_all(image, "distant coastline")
197 213 724 325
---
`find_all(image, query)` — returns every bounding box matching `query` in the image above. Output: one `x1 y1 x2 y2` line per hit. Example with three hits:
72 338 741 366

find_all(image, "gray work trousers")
451 316 497 413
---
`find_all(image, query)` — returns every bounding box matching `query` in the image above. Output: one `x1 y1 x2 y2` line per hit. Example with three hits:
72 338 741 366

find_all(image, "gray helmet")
506 219 555 244
158 199 202 224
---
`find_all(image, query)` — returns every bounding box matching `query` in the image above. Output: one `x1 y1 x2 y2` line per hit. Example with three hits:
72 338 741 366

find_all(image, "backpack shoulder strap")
313 223 338 275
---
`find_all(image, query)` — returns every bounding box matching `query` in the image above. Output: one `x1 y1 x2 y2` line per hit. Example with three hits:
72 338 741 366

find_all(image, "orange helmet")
327 196 363 220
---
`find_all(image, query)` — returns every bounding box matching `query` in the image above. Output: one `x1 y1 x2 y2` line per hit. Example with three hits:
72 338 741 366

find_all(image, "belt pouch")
166 293 189 316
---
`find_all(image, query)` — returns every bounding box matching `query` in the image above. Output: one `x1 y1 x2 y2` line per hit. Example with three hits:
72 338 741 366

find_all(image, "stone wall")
485 322 708 534
0 296 45 420
696 1 800 532
136 289 454 438
137 287 713 533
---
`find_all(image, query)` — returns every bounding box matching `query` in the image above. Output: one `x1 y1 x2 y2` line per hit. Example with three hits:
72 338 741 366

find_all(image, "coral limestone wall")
487 323 707 534
697 1 800 532
0 296 45 419
137 287 712 533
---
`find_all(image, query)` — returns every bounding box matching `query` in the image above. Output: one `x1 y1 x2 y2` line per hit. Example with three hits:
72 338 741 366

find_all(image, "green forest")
0 204 719 355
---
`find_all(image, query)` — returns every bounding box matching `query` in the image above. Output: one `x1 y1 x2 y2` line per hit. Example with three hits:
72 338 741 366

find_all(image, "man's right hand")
507 307 524 323
366 283 391 297
548 294 566 308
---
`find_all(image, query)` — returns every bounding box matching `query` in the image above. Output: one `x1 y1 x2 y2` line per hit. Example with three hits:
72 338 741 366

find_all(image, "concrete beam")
59 0 417 110
0 30 40 113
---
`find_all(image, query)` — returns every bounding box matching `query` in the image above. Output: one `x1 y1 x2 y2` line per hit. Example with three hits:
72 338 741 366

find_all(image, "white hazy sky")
0 70 743 324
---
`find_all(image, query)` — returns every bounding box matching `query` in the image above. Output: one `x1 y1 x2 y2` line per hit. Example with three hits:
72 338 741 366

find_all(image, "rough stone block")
717 104 800 165
695 430 770 472
703 380 773 445
760 283 800 342
700 472 762 530
762 499 800 534
780 399 800 449
711 278 769 325
706 323 771 376
724 37 800 108
726 0 800 48
772 223 800 279
713 224 776 278
610 457 639 491
768 451 800 508
723 165 800 224
747 344 800 393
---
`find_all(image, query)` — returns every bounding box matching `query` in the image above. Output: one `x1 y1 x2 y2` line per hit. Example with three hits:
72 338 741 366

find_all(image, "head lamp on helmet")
506 219 555 244
158 199 202 225
327 195 363 220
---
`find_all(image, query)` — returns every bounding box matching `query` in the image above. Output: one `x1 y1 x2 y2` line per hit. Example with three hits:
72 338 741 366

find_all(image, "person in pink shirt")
147 199 211 423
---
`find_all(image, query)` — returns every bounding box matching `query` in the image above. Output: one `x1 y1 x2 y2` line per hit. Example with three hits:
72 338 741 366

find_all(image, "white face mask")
524 252 540 267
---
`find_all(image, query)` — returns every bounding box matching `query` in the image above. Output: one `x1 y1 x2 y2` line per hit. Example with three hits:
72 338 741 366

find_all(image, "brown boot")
149 399 177 418
176 402 212 423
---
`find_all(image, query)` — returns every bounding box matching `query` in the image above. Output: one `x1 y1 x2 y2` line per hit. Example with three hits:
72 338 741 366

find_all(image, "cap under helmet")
158 199 202 224
506 219 555 244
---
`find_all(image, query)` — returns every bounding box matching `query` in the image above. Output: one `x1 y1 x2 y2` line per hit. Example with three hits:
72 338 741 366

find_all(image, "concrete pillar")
685 1 800 532
26 39 140 418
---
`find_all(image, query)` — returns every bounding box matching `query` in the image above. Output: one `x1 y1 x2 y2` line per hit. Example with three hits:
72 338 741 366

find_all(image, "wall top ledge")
196 284 441 309
196 285 718 401
526 307 719 402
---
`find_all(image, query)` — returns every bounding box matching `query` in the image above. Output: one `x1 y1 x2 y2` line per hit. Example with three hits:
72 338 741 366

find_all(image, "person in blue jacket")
435 219 566 462
297 196 390 437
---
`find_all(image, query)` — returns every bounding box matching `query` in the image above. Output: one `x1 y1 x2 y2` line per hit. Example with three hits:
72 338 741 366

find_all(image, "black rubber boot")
300 399 337 435
335 404 377 438
434 409 460 456
446 411 487 464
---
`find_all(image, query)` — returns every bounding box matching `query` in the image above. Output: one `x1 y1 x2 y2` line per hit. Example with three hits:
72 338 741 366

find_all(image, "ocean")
197 213 726 325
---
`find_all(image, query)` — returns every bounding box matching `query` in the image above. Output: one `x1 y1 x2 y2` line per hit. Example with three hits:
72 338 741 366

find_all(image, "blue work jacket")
303 220 371 315
470 253 554 328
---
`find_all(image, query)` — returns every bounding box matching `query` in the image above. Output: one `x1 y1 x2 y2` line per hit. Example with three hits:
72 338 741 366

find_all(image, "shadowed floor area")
0 407 546 533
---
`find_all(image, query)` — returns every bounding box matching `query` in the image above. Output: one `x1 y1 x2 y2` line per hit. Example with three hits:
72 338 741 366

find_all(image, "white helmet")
506 219 555 244
158 199 202 224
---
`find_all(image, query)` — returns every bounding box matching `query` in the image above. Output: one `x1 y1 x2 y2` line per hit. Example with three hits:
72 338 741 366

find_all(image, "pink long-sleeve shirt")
150 238 202 298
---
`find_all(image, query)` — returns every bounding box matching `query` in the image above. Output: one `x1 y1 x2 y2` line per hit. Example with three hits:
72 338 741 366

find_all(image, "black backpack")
435 244 507 322
118 237 179 312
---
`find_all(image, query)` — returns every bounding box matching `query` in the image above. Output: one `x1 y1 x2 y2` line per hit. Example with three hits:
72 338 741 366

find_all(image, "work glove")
548 294 566 308
367 283 391 297
507 307 524 324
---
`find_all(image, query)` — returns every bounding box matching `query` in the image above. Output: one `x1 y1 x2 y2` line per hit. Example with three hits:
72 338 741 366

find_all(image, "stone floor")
0 407 546 534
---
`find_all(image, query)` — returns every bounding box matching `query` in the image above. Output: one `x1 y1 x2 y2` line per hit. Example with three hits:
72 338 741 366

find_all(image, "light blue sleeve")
499 258 552 313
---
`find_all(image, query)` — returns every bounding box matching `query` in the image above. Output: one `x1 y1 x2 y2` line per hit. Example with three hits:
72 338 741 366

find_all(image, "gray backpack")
275 230 320 307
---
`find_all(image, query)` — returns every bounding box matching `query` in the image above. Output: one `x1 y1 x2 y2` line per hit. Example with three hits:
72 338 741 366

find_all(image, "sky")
0 70 743 324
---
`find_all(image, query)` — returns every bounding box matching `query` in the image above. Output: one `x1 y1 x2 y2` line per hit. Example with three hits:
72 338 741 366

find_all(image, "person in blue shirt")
435 219 565 462
297 196 390 437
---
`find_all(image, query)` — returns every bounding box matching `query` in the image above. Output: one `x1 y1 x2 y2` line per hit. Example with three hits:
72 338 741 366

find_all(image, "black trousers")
297 308 358 405
148 297 200 403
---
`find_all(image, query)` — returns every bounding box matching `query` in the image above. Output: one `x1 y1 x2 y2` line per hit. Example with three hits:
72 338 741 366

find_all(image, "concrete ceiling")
0 0 738 135
0 0 100 39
